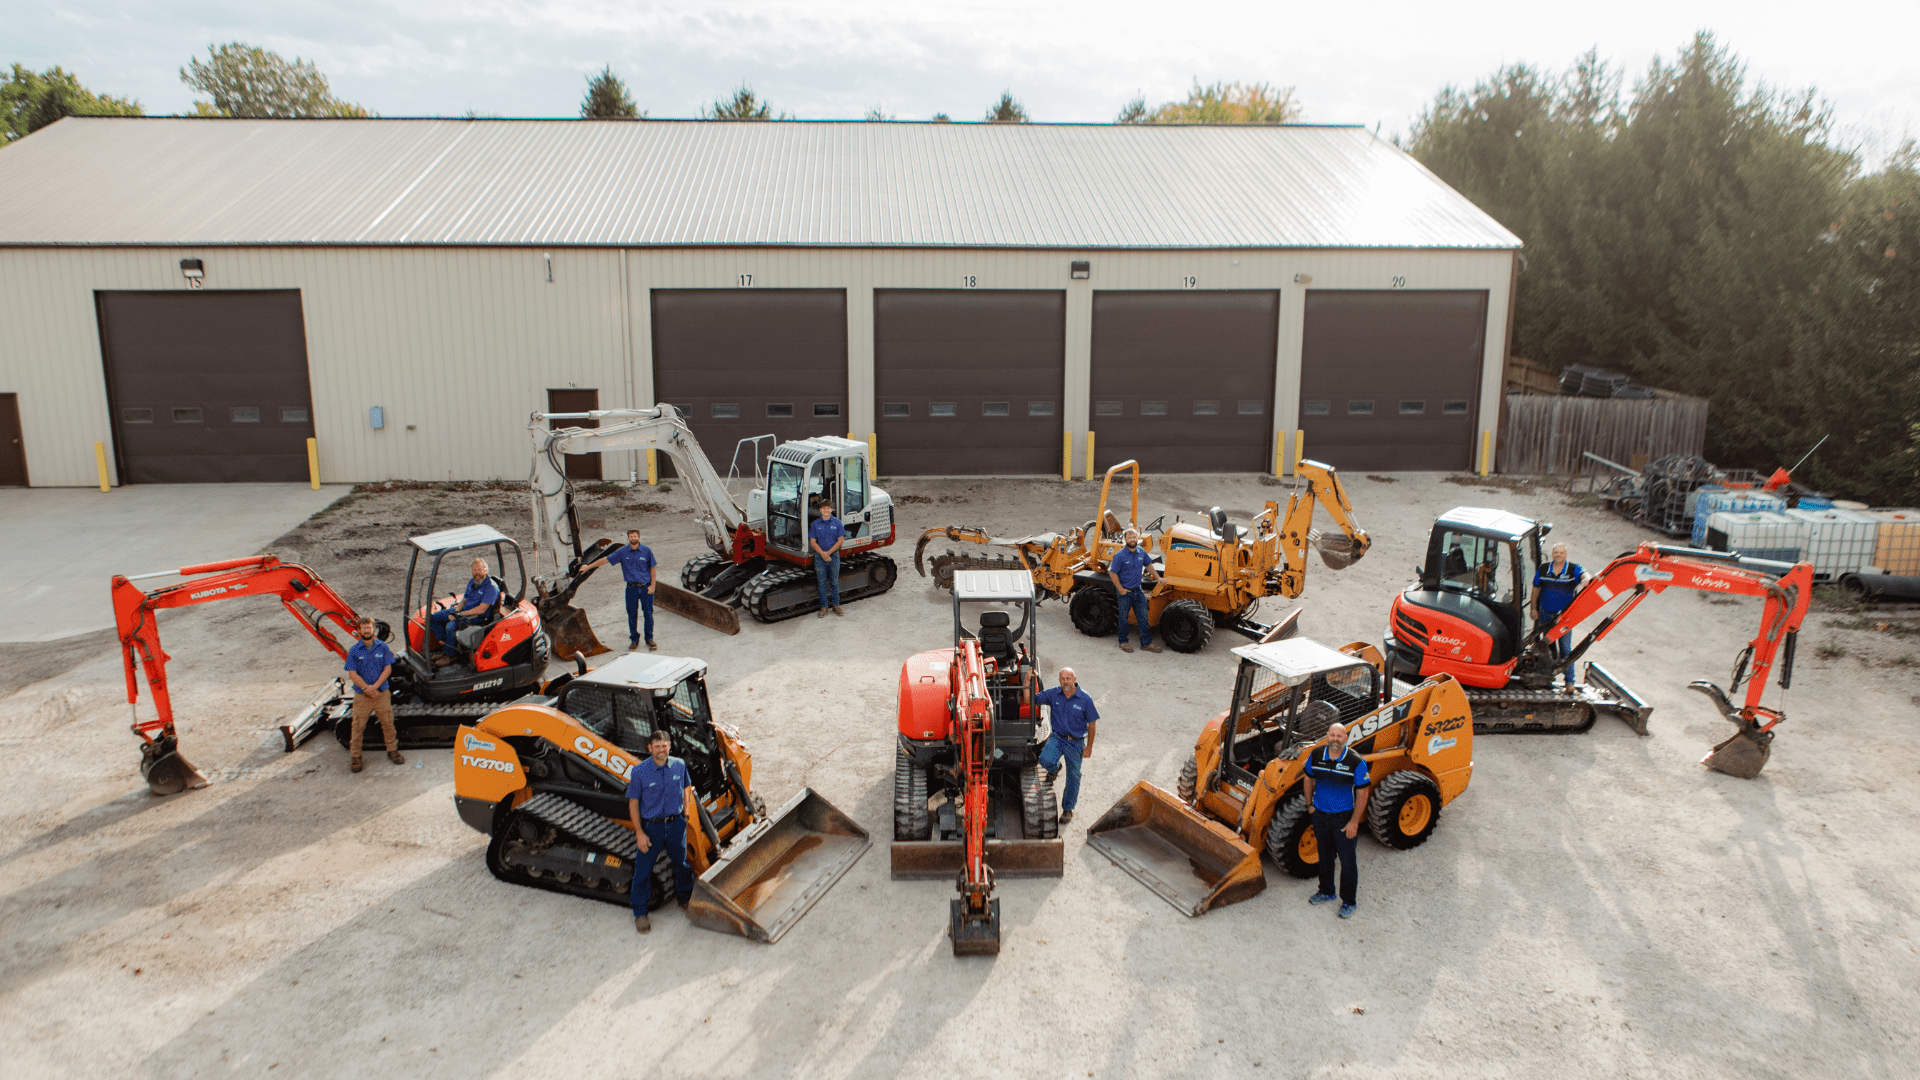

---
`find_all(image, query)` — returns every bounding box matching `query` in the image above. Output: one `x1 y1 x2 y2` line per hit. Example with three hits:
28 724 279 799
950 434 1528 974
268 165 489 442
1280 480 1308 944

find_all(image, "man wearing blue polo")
1304 721 1370 919
1035 667 1099 826
343 615 404 773
1108 528 1161 654
809 500 846 618
1530 542 1586 665
430 557 500 666
626 729 694 934
584 529 659 652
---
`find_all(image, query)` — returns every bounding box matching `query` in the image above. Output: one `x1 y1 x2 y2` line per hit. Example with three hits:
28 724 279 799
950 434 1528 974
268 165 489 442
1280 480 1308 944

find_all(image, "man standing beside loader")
1304 721 1370 919
628 728 695 934
1109 528 1160 654
1037 668 1099 826
343 615 404 773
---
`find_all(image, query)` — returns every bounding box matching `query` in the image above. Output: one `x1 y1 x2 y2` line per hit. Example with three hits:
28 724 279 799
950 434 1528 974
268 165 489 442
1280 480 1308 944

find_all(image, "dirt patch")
1365 475 1399 484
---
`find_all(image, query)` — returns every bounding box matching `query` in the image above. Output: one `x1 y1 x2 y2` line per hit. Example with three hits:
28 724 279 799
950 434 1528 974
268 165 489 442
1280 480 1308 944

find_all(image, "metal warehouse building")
0 117 1521 488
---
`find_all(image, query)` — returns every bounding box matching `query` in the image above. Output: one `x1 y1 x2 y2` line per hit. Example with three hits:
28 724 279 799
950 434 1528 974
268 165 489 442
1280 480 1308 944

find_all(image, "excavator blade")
1690 680 1773 779
140 733 209 796
684 787 870 943
653 581 742 636
1085 782 1266 916
1313 530 1365 570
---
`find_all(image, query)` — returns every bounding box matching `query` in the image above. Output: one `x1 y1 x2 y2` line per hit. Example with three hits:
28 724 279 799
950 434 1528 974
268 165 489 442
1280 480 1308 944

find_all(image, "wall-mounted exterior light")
180 258 204 280
1293 273 1312 284
1070 261 1091 280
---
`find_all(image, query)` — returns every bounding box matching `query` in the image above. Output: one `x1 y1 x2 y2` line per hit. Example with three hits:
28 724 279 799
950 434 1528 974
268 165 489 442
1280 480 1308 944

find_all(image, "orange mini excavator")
1384 508 1814 777
115 526 555 795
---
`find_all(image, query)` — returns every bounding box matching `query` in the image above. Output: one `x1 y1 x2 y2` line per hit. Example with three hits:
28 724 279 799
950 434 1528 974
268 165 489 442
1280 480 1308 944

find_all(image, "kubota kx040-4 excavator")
115 529 554 794
529 407 897 631
1384 507 1814 777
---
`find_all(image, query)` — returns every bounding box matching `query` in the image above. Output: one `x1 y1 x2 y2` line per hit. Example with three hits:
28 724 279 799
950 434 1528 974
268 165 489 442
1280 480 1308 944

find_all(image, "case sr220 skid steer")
453 652 869 943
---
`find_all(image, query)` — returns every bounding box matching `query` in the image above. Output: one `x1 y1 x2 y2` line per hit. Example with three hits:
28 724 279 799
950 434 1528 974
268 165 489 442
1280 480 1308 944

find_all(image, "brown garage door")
547 388 601 481
1090 291 1278 473
1300 291 1487 471
0 394 26 486
874 290 1064 476
652 290 847 474
97 290 316 483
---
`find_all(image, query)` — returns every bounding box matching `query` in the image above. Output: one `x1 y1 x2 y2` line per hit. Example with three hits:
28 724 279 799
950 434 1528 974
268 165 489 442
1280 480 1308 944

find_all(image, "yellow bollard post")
1062 432 1074 482
647 449 658 486
867 432 878 476
1479 430 1493 477
1293 430 1305 474
1272 431 1283 478
306 438 320 490
1085 431 1096 481
94 441 110 491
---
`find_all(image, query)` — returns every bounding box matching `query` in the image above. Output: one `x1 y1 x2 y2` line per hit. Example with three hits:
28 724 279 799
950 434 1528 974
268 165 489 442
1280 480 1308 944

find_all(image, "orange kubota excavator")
115 528 558 795
1384 507 1814 777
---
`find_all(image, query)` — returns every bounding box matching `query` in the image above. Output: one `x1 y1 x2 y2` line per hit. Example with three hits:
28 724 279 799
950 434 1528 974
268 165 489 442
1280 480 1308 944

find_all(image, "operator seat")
976 611 1016 671
454 576 510 656
1207 507 1245 543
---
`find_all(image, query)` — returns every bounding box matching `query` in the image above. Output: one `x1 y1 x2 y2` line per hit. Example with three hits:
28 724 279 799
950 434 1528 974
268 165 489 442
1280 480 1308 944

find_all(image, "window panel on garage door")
874 290 1064 476
1299 291 1487 471
1090 291 1278 472
651 290 847 474
96 290 316 483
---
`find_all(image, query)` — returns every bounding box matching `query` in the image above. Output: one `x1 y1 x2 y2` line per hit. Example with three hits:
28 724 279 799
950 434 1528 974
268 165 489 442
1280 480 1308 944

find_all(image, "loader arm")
111 556 367 794
1276 460 1371 588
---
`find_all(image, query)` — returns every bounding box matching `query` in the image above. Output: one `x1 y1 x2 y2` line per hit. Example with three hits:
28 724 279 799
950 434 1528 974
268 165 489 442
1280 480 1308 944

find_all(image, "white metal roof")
1435 507 1539 541
579 652 706 691
1230 638 1365 685
410 524 516 553
0 117 1522 250
953 569 1037 602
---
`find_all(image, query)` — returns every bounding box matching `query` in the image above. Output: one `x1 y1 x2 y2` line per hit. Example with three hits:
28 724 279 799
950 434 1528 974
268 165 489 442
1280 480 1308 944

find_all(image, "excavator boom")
1284 460 1371 574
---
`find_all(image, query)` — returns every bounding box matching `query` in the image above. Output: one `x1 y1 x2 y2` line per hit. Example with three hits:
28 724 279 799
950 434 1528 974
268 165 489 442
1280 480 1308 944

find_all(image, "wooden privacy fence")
1497 394 1709 476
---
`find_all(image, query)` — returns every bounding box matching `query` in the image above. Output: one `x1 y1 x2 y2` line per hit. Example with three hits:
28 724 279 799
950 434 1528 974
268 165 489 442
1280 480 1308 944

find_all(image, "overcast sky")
16 1 1918 161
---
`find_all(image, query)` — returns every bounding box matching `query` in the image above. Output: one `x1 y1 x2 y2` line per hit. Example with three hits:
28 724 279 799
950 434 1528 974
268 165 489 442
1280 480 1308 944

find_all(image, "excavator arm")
112 556 366 795
1539 543 1813 777
949 636 1000 954
1278 460 1371 581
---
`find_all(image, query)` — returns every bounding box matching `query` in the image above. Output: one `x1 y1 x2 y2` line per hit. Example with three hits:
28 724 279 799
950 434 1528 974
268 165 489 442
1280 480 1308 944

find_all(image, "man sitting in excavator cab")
432 557 503 667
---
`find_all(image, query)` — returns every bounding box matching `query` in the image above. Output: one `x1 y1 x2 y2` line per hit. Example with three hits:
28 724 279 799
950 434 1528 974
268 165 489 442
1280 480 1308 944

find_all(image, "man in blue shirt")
1303 721 1371 918
1035 667 1099 826
430 558 500 666
1107 528 1161 654
626 729 694 933
809 501 847 618
343 615 404 772
1530 542 1586 664
584 529 659 652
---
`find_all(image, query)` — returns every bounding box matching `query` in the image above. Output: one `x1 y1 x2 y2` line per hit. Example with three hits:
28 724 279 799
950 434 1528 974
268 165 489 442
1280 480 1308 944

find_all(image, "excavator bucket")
684 787 870 943
140 733 209 796
1691 681 1773 779
1086 782 1266 916
653 581 742 637
1312 529 1365 570
535 599 612 660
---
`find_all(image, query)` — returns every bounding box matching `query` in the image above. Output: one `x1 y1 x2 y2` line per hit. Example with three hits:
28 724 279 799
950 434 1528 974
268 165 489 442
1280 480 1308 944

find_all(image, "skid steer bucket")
1086 782 1266 916
684 787 870 943
653 581 742 637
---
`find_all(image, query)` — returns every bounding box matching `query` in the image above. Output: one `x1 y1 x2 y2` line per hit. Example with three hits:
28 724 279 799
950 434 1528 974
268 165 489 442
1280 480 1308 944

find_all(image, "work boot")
1143 643 1164 653
647 640 657 652
350 755 364 773
831 606 844 617
628 640 641 652
1045 770 1059 786
434 653 455 668
677 896 691 909
635 916 651 934
817 609 827 619
388 750 406 765
1119 642 1134 654
1060 810 1074 826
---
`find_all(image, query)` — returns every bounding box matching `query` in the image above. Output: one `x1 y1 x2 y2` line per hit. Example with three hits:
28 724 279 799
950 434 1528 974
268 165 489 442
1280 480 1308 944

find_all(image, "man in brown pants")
344 616 405 772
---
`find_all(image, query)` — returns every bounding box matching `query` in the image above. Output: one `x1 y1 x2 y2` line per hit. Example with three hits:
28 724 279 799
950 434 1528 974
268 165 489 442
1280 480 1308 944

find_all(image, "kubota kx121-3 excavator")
114 528 555 794
529 407 897 630
1384 507 1814 777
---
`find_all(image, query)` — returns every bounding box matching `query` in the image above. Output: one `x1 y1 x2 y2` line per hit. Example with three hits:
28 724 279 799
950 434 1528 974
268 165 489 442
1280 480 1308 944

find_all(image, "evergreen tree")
581 67 641 118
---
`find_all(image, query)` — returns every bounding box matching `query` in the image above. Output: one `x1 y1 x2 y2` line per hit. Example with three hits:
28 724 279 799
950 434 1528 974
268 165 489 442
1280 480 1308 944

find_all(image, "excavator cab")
398 525 551 708
762 438 884 556
1388 508 1545 685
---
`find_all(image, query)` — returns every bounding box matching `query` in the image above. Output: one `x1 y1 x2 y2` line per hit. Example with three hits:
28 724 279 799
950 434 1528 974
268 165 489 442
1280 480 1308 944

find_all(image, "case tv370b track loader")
1386 507 1815 777
452 652 869 943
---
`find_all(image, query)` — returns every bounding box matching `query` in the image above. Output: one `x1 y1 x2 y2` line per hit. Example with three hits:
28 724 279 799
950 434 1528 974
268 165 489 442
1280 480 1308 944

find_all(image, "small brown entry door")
547 389 602 480
0 394 26 486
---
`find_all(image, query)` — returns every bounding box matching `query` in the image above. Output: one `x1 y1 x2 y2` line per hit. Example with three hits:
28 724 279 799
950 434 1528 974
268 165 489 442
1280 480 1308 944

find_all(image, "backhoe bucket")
1690 680 1774 779
1313 531 1365 570
654 581 742 637
684 787 870 943
140 733 209 796
1086 782 1265 916
535 599 612 661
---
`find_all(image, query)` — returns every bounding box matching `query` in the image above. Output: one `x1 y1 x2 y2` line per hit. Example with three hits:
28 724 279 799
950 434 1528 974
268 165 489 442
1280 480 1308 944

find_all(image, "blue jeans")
626 583 655 644
1538 609 1571 660
1311 809 1359 905
1118 587 1151 645
1038 732 1084 812
430 609 465 653
815 553 841 608
632 817 692 915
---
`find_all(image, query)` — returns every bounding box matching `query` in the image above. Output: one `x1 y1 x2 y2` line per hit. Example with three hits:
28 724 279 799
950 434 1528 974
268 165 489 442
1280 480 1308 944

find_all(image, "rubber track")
894 751 930 841
740 552 898 623
485 792 647 909
1466 689 1599 735
1019 763 1059 839
681 553 728 592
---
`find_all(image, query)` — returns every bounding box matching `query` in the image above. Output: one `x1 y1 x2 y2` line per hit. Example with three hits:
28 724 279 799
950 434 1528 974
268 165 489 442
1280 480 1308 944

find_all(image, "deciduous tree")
2 64 142 144
180 43 370 118
1145 80 1298 124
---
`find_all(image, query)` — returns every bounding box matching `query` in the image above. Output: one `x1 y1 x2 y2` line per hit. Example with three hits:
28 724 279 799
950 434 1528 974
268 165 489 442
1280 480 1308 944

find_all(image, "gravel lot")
2 471 1915 1079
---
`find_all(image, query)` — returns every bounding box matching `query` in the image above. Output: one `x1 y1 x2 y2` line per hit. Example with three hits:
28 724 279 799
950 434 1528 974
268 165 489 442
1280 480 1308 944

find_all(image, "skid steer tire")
1265 793 1318 879
894 751 931 841
1366 770 1442 850
1068 587 1118 638
1159 599 1215 654
1176 754 1199 804
1019 764 1060 839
